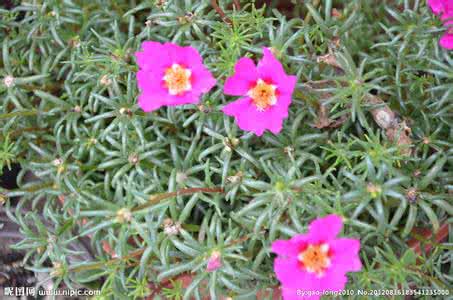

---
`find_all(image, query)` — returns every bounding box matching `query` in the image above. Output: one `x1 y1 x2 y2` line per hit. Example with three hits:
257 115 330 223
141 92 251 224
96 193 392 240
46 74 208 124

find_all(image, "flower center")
163 64 192 95
247 79 277 111
298 243 331 277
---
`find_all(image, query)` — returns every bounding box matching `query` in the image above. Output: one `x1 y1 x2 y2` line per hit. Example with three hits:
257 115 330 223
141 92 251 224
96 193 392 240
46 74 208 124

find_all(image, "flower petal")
180 45 204 66
136 70 171 112
428 0 445 15
279 75 298 97
222 97 288 136
222 97 264 135
138 92 165 112
224 57 259 96
136 69 164 92
274 256 314 289
440 32 453 49
441 9 453 25
191 64 217 94
271 238 302 257
258 48 285 77
307 214 343 243
135 41 170 71
317 269 348 293
330 238 362 272
257 48 297 95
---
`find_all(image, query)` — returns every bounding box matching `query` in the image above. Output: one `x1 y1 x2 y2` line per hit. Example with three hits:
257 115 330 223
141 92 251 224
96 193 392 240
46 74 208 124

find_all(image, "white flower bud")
116 208 132 223
163 218 181 236
52 158 63 166
73 105 82 113
176 171 188 184
3 75 15 87
100 75 112 86
128 153 139 165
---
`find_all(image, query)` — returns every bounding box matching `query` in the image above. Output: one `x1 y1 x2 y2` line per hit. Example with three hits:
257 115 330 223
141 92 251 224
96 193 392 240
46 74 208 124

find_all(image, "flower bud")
176 171 188 184
52 158 63 166
3 75 15 87
163 218 182 236
227 171 243 184
73 105 82 113
128 153 139 165
223 137 239 152
206 250 222 272
100 75 112 86
116 208 132 223
366 183 381 198
406 187 418 203
51 262 65 277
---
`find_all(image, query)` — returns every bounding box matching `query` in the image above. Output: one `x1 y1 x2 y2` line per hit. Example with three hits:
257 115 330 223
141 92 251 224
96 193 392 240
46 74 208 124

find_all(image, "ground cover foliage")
0 0 452 299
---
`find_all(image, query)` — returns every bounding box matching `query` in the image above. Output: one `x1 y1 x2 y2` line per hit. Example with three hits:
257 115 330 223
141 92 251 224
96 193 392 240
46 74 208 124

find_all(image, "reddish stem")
211 0 232 24
233 0 241 10
407 222 449 257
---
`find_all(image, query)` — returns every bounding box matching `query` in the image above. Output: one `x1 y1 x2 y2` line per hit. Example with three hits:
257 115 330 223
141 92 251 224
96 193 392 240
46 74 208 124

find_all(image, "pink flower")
428 0 453 49
429 0 447 14
135 41 216 112
206 250 222 272
271 215 362 300
440 31 453 48
222 48 297 136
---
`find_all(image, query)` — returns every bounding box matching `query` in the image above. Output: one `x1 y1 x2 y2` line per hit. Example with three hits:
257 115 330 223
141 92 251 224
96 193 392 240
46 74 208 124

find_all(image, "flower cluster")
135 14 448 137
136 42 296 136
136 42 362 297
428 0 453 49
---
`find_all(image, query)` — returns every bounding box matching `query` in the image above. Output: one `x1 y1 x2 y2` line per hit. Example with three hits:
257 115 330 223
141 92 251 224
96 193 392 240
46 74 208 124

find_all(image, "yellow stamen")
163 64 192 95
298 243 331 277
247 79 277 111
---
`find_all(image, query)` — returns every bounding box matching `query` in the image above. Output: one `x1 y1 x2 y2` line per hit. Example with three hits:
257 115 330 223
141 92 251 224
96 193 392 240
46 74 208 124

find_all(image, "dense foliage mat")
0 0 452 299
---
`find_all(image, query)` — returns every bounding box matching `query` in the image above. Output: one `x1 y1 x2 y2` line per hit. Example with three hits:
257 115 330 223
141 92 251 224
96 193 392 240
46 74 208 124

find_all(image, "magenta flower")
271 215 362 300
428 0 453 50
135 41 216 112
206 251 222 272
222 48 297 136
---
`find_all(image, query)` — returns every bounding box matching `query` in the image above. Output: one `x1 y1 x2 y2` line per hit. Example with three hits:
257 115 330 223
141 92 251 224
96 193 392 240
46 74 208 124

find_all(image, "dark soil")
0 165 37 298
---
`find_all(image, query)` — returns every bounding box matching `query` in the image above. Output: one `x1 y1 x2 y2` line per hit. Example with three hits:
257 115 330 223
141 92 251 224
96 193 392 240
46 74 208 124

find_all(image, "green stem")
0 109 39 120
132 187 224 212
69 248 145 272
7 182 55 194
1 127 51 139
406 267 450 290
304 0 321 23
